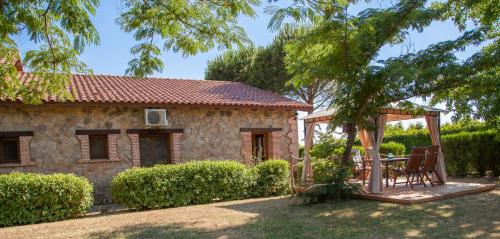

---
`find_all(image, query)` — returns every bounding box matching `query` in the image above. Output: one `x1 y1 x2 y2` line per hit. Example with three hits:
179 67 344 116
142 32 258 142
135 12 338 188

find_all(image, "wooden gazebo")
300 105 448 193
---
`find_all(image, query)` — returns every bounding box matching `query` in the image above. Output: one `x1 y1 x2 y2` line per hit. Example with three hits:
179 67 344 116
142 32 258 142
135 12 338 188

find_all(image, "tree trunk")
341 122 357 167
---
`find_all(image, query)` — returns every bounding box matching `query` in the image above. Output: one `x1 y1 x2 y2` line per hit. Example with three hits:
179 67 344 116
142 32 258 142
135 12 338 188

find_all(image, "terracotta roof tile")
7 72 312 110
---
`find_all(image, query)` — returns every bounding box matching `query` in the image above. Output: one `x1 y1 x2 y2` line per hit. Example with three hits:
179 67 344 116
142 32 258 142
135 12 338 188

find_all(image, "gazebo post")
438 112 441 143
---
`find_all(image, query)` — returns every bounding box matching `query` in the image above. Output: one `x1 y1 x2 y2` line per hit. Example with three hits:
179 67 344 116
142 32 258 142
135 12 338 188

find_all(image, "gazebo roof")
301 104 447 124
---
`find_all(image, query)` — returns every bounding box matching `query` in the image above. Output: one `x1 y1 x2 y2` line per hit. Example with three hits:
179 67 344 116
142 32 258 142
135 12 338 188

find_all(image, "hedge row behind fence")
442 130 499 177
112 160 290 210
0 173 93 227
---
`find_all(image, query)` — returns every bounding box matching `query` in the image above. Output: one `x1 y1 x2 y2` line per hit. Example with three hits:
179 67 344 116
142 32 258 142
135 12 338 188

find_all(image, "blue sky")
15 0 482 132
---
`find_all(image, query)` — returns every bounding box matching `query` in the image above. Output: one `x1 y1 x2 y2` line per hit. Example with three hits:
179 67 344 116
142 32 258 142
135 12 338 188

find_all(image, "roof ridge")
71 73 241 83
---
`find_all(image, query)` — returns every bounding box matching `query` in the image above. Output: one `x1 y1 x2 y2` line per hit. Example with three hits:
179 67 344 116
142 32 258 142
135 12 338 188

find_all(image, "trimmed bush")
112 160 253 209
112 160 290 210
442 130 499 177
251 159 290 197
380 141 406 156
0 173 93 227
352 142 405 157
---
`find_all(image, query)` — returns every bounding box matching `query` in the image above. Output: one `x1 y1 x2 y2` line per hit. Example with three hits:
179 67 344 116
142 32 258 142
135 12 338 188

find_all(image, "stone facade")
0 104 299 202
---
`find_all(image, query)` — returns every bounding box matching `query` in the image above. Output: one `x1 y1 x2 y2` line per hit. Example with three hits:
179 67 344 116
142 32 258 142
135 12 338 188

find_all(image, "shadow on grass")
87 191 499 239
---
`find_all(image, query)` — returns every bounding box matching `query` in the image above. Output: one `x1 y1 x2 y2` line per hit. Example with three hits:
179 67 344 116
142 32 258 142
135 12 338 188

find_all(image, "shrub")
442 130 499 177
112 160 253 209
0 173 93 227
309 133 345 159
112 160 291 210
297 166 361 204
379 141 406 156
251 159 290 197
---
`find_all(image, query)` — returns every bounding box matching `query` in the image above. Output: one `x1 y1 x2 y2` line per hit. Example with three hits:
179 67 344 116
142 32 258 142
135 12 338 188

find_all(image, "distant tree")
1 0 260 103
407 122 424 130
385 122 405 134
205 25 333 112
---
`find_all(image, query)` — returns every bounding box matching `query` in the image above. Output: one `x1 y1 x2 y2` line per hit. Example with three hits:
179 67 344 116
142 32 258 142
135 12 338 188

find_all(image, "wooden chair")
421 145 443 186
352 149 370 183
391 147 427 189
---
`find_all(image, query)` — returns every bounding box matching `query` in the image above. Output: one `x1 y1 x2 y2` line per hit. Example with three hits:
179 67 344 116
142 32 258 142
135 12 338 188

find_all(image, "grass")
0 182 498 239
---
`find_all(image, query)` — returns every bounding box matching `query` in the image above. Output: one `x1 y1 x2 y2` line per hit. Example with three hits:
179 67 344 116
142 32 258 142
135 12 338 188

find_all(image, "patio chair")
352 149 370 182
391 147 427 189
421 145 443 186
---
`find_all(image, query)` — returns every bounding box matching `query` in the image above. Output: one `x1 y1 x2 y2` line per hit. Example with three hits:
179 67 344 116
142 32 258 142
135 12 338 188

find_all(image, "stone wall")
0 104 299 202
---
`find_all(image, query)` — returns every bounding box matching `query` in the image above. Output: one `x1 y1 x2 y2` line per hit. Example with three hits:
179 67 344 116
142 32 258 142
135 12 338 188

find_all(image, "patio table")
381 157 408 187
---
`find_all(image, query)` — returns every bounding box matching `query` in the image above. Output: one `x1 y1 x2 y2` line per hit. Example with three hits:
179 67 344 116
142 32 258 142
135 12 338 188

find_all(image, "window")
252 134 268 163
89 135 108 159
0 137 20 164
76 129 121 162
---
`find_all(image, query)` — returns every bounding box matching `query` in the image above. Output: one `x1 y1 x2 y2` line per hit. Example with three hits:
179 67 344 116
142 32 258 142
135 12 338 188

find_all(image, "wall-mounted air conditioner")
144 109 168 127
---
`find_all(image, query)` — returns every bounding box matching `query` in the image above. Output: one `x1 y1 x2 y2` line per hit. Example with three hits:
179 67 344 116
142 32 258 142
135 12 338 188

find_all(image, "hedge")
251 159 290 197
357 120 493 154
380 141 406 156
112 160 290 210
442 130 499 177
352 141 406 157
0 173 93 227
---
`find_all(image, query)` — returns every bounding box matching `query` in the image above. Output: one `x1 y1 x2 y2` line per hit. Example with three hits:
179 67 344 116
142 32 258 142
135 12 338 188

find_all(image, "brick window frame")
126 129 184 167
0 131 35 167
240 128 282 165
76 130 121 163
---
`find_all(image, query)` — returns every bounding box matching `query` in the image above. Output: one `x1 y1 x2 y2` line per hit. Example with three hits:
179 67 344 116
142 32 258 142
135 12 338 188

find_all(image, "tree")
429 0 500 125
269 0 497 167
205 25 333 111
1 0 260 103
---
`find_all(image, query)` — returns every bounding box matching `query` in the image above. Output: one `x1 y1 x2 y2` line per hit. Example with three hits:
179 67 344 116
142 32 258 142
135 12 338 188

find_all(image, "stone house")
0 72 311 201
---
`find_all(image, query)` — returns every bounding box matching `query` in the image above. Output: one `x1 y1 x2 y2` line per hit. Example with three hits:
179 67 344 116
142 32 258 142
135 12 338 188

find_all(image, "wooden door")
139 134 171 167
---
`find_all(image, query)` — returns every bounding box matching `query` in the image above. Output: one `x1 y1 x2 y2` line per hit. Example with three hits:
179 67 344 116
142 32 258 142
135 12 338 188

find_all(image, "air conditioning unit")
145 109 168 127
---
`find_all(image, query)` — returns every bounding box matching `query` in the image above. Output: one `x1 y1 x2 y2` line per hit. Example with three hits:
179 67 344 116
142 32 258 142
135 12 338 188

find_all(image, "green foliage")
119 0 260 78
297 166 361 204
379 141 406 156
442 130 499 177
205 25 332 107
429 0 500 124
112 160 253 209
2 0 261 102
0 173 93 227
0 0 100 103
309 133 345 159
251 159 290 197
383 133 430 154
379 120 493 153
269 0 498 166
312 159 353 184
112 160 290 210
205 45 292 95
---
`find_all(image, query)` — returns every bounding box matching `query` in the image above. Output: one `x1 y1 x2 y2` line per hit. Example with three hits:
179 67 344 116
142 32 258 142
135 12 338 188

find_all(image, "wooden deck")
355 181 496 204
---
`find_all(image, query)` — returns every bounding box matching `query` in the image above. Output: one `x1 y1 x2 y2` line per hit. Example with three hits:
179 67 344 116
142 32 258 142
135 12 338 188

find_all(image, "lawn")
1 186 498 239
